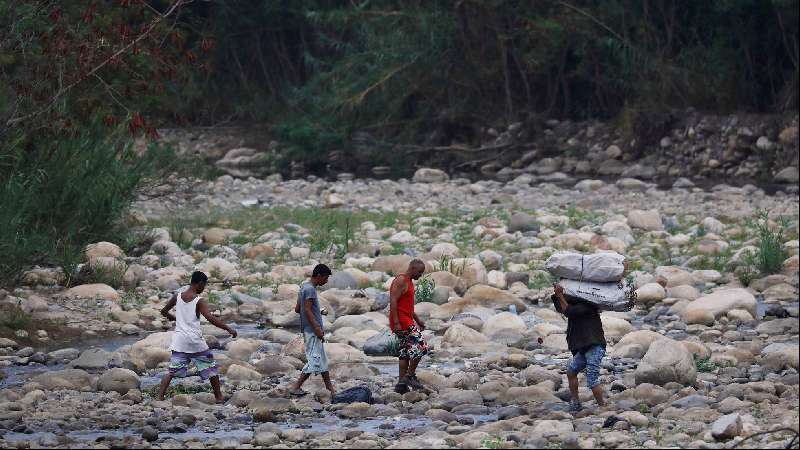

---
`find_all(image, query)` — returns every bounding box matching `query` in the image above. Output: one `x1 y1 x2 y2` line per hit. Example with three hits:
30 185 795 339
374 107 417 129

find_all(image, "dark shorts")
168 350 219 380
395 325 430 361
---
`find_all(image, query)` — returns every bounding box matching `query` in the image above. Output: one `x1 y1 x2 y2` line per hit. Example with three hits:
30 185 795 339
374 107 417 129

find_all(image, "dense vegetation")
0 0 797 286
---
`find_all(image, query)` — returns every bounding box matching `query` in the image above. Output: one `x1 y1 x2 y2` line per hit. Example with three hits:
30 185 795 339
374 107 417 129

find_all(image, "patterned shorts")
168 350 219 380
395 325 430 361
567 345 605 388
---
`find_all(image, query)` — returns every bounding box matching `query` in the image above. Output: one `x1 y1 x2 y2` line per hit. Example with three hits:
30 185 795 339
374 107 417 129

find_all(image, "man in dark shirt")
553 284 607 412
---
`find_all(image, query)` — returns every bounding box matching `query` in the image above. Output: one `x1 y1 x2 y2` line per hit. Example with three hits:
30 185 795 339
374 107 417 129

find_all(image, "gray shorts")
302 332 329 375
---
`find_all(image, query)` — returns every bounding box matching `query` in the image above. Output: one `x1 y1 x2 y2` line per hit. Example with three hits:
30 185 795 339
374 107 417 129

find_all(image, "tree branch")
5 0 189 127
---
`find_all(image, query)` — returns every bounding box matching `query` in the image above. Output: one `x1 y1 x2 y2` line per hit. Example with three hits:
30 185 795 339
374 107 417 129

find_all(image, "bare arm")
304 299 323 339
160 294 177 322
197 299 237 338
413 312 425 331
389 276 408 332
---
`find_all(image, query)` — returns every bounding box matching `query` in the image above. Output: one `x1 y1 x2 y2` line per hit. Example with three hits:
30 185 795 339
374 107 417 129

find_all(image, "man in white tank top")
157 271 237 403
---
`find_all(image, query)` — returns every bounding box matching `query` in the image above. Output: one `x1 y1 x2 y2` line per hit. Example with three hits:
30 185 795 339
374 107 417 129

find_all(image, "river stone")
635 338 697 386
482 312 527 339
760 343 800 372
62 283 120 301
202 227 228 245
775 167 799 184
684 309 716 326
432 389 483 410
654 266 695 288
684 288 757 319
711 413 742 441
413 168 449 183
227 364 263 382
0 338 18 349
372 255 413 276
443 323 489 347
227 339 262 361
627 209 663 231
69 348 118 371
636 283 666 304
449 258 488 287
601 315 633 341
667 285 701 300
462 284 526 312
85 241 124 263
32 369 93 391
508 212 540 233
97 368 140 394
323 272 359 291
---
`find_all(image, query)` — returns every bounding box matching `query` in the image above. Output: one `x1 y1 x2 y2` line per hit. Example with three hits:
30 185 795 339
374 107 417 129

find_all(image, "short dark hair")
312 264 332 277
191 271 209 285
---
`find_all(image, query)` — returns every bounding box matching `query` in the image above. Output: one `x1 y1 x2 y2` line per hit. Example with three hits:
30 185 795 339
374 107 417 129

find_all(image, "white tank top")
169 287 209 353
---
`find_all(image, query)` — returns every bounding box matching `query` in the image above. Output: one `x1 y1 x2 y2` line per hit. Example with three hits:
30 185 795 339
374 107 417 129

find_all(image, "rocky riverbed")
1 171 798 449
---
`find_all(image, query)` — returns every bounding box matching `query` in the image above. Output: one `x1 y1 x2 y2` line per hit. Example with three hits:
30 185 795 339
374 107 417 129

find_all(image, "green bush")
753 211 788 275
415 275 435 304
0 126 174 287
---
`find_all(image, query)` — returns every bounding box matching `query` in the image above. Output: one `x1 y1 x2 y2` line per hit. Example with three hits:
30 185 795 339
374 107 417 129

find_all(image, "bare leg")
567 372 580 402
398 359 409 382
591 385 606 407
209 376 223 403
158 373 173 401
407 357 422 377
291 373 310 392
321 371 335 395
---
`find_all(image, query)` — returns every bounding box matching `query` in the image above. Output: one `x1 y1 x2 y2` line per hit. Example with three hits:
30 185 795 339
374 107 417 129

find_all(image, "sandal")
289 389 309 397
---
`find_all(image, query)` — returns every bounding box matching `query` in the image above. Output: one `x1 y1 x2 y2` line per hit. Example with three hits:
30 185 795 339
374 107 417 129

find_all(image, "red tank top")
390 275 415 330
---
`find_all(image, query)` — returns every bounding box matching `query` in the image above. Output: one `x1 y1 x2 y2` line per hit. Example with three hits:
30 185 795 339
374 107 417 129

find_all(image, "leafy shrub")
415 276 435 304
0 127 174 287
752 211 788 275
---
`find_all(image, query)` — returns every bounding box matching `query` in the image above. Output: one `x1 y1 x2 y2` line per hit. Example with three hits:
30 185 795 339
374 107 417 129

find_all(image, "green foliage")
415 275 435 304
694 355 729 373
736 250 760 286
480 435 505 450
145 383 211 399
0 126 174 288
0 304 32 331
752 211 789 275
529 271 558 290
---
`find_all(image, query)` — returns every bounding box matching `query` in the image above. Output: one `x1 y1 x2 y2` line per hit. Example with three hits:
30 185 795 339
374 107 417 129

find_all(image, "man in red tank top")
390 259 430 393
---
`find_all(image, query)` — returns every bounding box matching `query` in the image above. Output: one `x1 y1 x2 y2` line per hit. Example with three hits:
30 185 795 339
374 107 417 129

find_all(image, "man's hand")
228 328 238 339
417 321 426 331
553 283 565 298
314 326 324 340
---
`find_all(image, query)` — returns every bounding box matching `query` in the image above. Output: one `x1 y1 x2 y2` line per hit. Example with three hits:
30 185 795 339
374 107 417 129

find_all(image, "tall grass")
0 126 174 287
752 211 788 275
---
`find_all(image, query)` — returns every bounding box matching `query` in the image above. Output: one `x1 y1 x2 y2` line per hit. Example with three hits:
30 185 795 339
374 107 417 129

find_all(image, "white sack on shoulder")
558 278 635 312
545 251 626 282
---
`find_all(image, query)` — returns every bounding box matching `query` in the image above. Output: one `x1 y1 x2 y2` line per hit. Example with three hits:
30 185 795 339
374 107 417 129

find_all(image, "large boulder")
321 272 359 291
635 338 697 386
610 330 664 359
69 348 119 371
130 332 173 369
371 255 413 276
227 364 263 382
448 258 488 287
197 258 238 279
85 242 124 263
635 283 666 305
462 285 526 312
320 290 371 316
227 339 262 362
443 323 489 347
62 284 119 302
97 368 140 394
428 271 468 295
655 266 695 288
760 343 800 372
684 288 757 320
413 168 449 183
499 384 560 405
481 312 528 339
627 210 663 231
32 369 94 391
431 389 483 410
508 213 540 233
600 315 633 341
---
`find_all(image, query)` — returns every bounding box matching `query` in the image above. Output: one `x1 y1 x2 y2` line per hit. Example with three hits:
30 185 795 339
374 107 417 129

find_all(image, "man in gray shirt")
289 264 334 397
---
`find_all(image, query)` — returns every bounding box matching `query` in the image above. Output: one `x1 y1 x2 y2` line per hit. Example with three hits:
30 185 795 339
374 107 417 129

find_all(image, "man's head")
190 271 208 293
407 259 426 280
311 264 332 286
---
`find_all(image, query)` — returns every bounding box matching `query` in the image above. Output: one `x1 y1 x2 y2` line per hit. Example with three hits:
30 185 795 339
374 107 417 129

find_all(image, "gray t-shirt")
297 281 322 334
